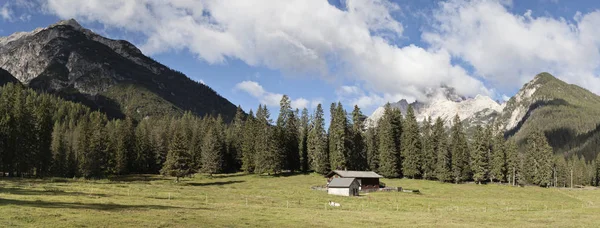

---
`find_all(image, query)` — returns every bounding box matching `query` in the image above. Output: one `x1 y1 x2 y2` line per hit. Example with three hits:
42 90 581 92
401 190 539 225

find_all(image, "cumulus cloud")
423 0 600 94
235 80 314 109
40 0 490 106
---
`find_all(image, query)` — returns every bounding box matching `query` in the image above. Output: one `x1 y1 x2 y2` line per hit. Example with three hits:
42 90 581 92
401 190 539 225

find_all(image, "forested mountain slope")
0 19 238 121
497 73 600 160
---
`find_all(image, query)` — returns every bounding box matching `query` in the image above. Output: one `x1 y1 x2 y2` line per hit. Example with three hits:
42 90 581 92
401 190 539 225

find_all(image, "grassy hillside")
1 174 600 227
500 73 600 160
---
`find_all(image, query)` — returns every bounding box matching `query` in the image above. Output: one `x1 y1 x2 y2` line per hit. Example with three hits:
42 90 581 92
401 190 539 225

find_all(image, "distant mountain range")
0 19 238 121
367 72 600 160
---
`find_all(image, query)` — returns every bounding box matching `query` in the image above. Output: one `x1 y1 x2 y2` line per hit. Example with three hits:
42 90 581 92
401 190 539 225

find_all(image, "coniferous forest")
1 83 598 187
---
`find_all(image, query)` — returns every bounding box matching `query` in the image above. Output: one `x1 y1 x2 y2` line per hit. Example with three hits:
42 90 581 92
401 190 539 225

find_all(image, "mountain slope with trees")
0 19 238 121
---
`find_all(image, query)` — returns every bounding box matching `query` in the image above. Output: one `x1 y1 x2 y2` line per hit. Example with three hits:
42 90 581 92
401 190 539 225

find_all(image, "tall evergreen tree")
241 110 256 173
450 115 470 183
308 104 329 174
471 125 489 184
524 130 553 186
421 117 436 179
433 117 452 182
115 117 135 174
505 140 519 185
201 120 225 175
350 105 367 170
365 123 379 172
377 103 401 178
489 126 506 182
255 105 280 174
276 96 299 172
329 103 350 170
50 121 67 177
225 106 245 172
162 123 193 181
34 96 53 177
134 120 153 173
401 105 422 178
298 108 310 172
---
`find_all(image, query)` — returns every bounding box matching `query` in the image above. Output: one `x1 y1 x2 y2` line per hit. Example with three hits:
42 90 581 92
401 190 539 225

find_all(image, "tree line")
0 83 598 187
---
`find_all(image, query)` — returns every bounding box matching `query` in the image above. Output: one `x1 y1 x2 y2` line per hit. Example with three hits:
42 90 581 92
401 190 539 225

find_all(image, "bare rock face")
0 19 238 121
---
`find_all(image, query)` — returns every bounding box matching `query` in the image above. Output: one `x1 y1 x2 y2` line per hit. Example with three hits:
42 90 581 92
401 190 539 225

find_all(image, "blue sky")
2 0 600 120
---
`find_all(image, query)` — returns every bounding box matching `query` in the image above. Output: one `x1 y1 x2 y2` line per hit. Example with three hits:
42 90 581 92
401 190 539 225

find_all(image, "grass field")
1 173 600 227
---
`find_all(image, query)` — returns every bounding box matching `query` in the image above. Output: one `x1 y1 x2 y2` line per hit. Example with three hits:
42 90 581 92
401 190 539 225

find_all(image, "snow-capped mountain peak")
366 87 502 127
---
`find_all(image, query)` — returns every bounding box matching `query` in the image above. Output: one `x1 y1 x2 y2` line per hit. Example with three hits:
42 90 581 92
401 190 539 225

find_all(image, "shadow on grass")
187 180 245 187
108 175 169 182
0 198 206 211
0 188 109 198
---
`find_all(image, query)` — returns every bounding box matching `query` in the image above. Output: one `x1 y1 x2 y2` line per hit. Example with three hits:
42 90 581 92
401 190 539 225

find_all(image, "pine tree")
134 120 153 173
450 115 470 183
298 108 310 173
241 110 256 173
433 117 452 182
365 123 379 172
50 121 67 177
189 119 204 171
115 117 135 174
34 96 53 177
402 105 422 178
471 126 489 184
255 105 280 174
329 103 350 170
308 104 329 174
489 126 506 182
201 121 225 175
377 103 401 178
350 105 367 170
225 106 245 172
524 130 553 186
421 117 436 179
162 123 193 182
505 140 519 185
79 112 107 178
595 154 600 186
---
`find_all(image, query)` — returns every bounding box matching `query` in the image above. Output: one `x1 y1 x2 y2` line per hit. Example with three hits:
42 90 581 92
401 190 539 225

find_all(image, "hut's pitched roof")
328 178 357 188
326 170 383 178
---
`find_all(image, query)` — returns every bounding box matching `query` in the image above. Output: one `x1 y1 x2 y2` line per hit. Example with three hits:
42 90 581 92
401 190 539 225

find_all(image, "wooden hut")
326 170 382 190
327 178 360 196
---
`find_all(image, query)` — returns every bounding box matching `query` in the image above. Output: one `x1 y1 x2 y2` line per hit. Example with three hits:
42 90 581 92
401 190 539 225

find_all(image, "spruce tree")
377 103 401 178
471 126 489 184
350 105 368 170
241 110 256 173
595 154 600 186
50 121 67 177
201 122 225 175
276 96 299 172
421 117 436 179
134 120 153 173
401 105 422 178
255 105 280 174
162 123 193 181
308 104 329 174
524 130 553 186
489 126 506 182
433 117 452 182
450 115 470 183
365 123 379 172
298 108 310 172
34 96 53 177
329 103 350 170
505 140 519 185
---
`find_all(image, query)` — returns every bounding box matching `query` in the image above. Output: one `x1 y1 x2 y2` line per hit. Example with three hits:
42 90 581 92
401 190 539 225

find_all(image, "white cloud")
1 3 13 21
423 0 600 94
41 0 489 105
235 80 313 109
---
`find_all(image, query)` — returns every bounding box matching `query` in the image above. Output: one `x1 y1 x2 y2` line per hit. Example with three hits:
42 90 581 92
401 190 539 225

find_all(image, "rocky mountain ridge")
0 19 238 121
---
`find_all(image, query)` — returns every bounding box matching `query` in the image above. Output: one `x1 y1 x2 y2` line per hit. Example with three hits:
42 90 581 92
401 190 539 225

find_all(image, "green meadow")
1 173 599 227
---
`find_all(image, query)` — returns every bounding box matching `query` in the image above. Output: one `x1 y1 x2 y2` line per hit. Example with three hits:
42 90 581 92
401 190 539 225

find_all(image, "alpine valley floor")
1 173 599 227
